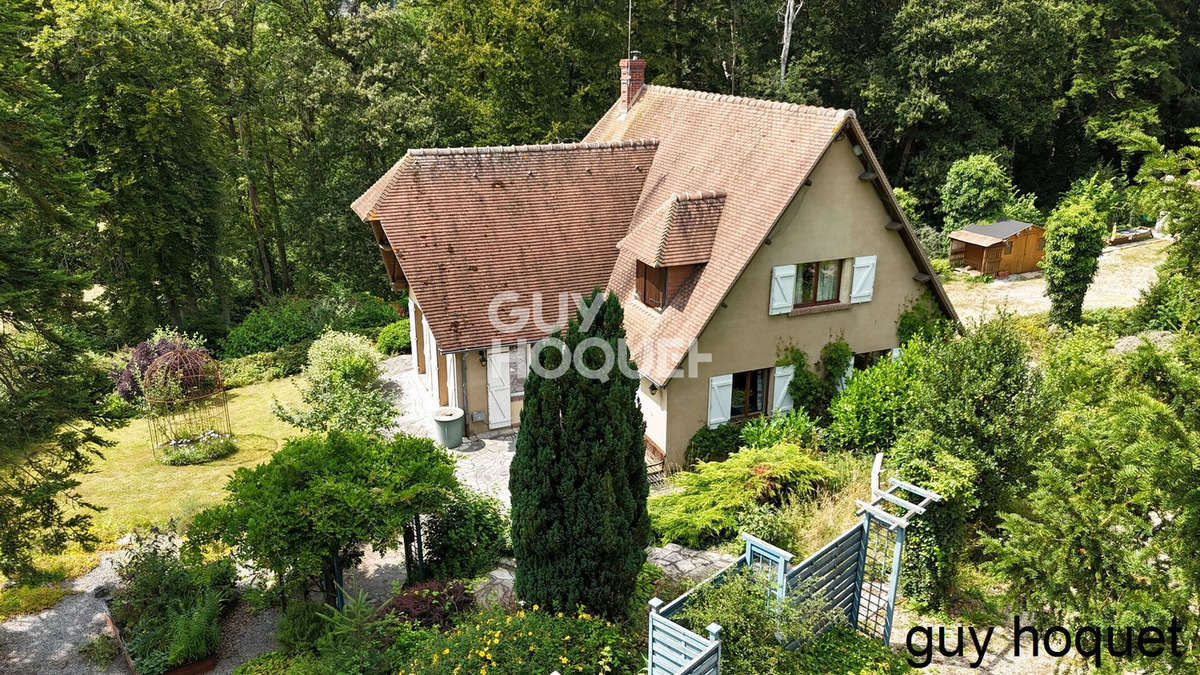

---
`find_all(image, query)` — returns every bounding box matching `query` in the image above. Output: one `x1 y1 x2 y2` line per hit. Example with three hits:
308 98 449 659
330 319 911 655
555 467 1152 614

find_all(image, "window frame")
793 259 844 308
636 260 669 311
728 368 770 421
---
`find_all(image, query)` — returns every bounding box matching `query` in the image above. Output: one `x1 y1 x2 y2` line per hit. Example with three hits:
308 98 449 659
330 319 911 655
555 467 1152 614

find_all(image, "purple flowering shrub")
111 332 208 401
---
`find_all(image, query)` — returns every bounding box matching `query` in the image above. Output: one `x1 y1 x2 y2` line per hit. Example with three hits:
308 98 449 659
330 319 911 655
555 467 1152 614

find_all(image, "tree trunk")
236 111 275 296
779 0 804 87
263 147 292 293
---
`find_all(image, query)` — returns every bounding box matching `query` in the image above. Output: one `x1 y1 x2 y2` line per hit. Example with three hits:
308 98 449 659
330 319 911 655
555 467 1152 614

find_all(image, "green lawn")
1 376 304 620
77 376 305 535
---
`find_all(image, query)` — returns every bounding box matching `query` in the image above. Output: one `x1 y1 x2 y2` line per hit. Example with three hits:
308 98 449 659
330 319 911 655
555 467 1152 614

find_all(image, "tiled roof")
364 140 659 352
585 86 854 383
619 191 725 267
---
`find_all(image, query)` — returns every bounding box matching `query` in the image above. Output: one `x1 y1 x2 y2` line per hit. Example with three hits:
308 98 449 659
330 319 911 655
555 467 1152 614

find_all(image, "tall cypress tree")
510 289 650 619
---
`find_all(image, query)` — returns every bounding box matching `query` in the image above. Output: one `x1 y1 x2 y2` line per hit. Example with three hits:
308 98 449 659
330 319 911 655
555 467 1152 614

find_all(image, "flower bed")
156 431 237 465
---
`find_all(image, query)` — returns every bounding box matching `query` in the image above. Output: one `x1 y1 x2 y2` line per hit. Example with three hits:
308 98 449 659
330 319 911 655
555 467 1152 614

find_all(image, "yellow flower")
443 648 450 655
532 604 539 611
563 635 571 641
560 656 569 664
529 645 536 652
579 612 591 620
556 612 564 617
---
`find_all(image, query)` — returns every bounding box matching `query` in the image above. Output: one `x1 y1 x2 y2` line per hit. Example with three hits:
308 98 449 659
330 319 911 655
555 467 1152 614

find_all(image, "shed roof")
949 219 1039 247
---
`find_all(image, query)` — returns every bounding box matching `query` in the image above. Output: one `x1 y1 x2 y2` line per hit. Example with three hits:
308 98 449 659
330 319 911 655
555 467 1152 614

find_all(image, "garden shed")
948 219 1044 277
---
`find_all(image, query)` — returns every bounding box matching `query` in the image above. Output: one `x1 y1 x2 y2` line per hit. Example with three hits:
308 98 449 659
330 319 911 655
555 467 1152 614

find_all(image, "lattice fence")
645 453 941 675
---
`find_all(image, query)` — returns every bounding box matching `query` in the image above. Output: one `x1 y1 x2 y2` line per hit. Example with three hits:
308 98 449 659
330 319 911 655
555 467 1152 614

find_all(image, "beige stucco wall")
638 377 669 451
659 136 931 466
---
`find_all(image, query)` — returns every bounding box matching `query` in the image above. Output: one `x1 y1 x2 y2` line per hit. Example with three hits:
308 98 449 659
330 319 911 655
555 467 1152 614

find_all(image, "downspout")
458 353 469 431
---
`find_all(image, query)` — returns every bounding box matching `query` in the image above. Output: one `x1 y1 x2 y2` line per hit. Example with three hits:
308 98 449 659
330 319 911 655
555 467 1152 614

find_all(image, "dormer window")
637 260 669 311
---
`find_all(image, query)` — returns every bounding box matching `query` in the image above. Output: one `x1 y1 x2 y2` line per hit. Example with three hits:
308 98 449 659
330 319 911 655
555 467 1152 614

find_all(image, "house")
352 56 957 468
948 219 1044 276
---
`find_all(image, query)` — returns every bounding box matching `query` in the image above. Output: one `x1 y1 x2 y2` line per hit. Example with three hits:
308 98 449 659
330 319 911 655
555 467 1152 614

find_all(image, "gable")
692 135 935 374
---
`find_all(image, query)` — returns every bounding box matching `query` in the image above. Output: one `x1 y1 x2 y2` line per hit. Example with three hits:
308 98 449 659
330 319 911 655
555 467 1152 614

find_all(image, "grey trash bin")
434 406 464 449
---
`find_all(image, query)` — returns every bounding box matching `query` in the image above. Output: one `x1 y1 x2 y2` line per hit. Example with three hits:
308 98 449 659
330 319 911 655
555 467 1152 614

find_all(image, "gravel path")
944 238 1170 322
0 553 122 675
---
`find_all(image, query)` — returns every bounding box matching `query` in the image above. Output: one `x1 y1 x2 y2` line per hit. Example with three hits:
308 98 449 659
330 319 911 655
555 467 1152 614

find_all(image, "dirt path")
943 238 1171 322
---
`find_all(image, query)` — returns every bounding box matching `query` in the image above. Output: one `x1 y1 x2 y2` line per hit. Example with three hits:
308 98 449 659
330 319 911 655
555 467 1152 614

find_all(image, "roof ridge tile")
642 85 852 119
407 138 660 158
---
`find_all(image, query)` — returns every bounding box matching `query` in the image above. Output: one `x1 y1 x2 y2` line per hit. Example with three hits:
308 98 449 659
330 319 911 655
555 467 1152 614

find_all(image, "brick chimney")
619 54 646 114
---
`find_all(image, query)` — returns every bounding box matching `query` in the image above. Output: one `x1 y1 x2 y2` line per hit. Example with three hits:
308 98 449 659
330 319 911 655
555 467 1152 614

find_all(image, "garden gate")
646 453 941 675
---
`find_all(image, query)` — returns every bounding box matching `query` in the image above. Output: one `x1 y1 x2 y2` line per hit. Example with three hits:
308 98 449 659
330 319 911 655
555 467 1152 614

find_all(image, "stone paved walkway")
648 543 737 581
379 354 515 505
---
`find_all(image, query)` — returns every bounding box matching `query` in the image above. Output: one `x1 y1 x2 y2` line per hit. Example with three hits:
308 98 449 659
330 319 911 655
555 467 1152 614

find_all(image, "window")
1037 238 1045 250
729 368 768 419
1004 240 1014 254
636 261 669 311
793 260 842 307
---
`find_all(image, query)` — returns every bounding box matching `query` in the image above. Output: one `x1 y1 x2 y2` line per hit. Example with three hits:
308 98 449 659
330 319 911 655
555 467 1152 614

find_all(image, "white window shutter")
839 356 855 392
486 348 511 429
851 255 877 303
772 366 794 412
707 374 733 427
769 265 796 315
890 347 902 358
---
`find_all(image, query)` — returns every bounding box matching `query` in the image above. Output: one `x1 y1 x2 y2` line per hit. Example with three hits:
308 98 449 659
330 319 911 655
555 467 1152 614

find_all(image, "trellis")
646 453 941 675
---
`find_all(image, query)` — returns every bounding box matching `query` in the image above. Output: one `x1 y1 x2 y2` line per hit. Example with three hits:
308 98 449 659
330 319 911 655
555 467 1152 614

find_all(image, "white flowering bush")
272 330 395 434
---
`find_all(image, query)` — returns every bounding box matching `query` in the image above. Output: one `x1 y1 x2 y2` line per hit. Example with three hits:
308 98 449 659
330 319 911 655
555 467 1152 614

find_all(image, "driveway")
943 238 1171 322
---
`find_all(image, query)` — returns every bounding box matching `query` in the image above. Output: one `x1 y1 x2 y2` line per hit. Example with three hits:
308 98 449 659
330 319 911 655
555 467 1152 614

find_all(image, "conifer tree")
510 289 650 619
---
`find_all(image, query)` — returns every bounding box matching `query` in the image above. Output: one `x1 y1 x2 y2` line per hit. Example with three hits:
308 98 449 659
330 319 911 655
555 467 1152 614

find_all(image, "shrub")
376 580 472 629
891 430 980 607
400 606 639 674
424 488 509 580
739 409 818 449
940 154 1015 231
896 294 950 345
929 257 953 278
79 633 121 666
375 320 412 355
1131 267 1200 332
221 298 321 358
674 568 833 674
986 393 1200 659
915 226 950 259
188 432 457 609
276 600 329 654
818 338 853 391
221 352 277 389
312 590 436 674
1042 196 1108 325
649 445 833 547
826 354 918 452
157 433 237 466
304 331 381 388
110 532 235 672
511 290 650 620
685 421 743 466
318 290 402 333
271 331 395 434
735 503 792 548
781 348 823 415
270 339 311 377
791 624 916 674
111 329 207 401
